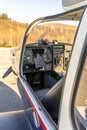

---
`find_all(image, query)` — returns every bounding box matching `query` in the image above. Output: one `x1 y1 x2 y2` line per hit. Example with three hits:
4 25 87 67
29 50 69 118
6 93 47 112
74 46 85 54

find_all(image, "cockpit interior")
23 39 72 122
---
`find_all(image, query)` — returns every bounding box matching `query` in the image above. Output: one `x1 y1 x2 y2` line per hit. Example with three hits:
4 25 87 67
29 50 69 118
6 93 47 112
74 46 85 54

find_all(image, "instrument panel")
23 42 72 74
23 45 53 73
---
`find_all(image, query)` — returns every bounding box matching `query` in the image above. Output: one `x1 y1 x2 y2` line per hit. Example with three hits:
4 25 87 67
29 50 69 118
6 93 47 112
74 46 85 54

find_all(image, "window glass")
25 21 77 74
75 51 87 129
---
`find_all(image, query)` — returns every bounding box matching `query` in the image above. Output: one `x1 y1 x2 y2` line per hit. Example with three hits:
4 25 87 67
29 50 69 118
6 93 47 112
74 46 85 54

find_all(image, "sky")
0 0 64 23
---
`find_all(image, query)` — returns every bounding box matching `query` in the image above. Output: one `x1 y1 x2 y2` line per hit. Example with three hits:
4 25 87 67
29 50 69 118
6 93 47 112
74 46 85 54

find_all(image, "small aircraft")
3 0 87 130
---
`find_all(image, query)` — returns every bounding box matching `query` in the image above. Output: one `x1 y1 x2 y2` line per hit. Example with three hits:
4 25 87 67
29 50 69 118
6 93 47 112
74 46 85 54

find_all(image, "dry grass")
28 23 77 45
0 19 27 47
0 20 77 47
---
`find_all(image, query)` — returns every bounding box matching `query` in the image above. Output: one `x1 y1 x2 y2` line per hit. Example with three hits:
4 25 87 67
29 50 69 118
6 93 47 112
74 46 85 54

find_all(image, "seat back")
42 77 65 119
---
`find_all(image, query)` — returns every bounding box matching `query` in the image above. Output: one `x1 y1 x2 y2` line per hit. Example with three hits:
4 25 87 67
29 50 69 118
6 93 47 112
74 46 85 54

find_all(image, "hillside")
0 20 27 47
0 20 77 47
28 23 77 45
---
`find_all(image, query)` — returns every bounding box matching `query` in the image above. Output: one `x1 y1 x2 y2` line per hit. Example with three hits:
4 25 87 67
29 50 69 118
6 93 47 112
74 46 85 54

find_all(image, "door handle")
33 111 40 128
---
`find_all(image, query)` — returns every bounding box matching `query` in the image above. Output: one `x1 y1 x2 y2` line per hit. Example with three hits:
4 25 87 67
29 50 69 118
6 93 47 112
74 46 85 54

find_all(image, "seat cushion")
36 88 50 100
36 77 65 119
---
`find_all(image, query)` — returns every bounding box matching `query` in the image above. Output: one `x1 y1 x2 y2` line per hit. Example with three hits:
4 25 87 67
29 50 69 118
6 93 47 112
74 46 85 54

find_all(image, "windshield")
20 7 84 76
26 22 77 45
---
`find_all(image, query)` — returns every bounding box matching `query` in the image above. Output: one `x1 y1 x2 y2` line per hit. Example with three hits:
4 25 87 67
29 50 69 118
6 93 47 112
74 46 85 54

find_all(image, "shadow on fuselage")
0 81 24 112
0 81 30 130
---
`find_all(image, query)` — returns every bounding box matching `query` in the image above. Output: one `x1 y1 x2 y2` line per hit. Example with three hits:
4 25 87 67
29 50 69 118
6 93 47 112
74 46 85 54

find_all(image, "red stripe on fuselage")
19 79 47 130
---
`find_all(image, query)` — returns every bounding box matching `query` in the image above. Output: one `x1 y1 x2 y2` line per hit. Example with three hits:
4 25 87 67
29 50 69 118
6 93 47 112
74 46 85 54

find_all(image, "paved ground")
0 48 24 112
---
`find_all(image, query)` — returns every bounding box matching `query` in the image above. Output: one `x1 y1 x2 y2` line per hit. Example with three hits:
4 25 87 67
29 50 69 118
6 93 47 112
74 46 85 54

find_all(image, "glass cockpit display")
23 45 52 73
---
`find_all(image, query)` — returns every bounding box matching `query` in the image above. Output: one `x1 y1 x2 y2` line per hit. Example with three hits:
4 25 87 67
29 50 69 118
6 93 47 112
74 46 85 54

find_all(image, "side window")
74 48 87 129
